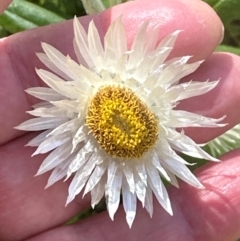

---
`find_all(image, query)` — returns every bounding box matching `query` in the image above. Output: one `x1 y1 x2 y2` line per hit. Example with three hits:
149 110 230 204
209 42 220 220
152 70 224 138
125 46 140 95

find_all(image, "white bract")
16 17 225 227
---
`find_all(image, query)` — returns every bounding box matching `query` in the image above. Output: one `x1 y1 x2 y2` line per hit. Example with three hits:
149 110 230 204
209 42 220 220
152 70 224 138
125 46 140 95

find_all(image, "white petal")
145 30 181 74
134 173 146 206
45 154 74 188
91 173 107 208
144 24 159 52
156 139 193 165
167 110 226 128
157 30 182 49
15 117 68 131
66 165 85 205
26 129 52 147
73 17 94 69
105 161 119 217
32 131 71 155
147 164 173 215
27 107 75 118
136 29 178 83
122 165 135 193
151 150 171 182
146 85 166 107
106 168 122 220
106 161 118 193
79 152 100 179
122 176 137 228
146 163 163 199
173 61 203 83
51 99 86 114
88 20 104 70
66 140 93 178
167 129 220 162
135 162 147 186
105 16 127 60
36 69 83 100
160 59 203 87
77 65 102 86
144 184 153 217
66 152 98 204
73 38 88 67
165 170 179 188
156 56 192 86
36 53 71 80
164 80 219 102
41 42 76 80
112 16 128 58
64 57 95 91
104 17 127 72
83 160 108 196
36 141 72 175
127 21 149 69
48 118 81 137
148 48 171 75
26 87 64 101
71 126 86 153
114 54 129 81
32 101 53 109
162 159 204 189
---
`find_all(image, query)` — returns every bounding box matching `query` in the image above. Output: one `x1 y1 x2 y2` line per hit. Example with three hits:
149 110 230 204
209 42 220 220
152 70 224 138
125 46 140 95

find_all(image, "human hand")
0 0 12 14
1 0 240 240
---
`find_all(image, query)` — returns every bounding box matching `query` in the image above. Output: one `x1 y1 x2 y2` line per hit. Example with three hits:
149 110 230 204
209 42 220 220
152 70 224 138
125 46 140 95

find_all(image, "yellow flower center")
86 86 159 159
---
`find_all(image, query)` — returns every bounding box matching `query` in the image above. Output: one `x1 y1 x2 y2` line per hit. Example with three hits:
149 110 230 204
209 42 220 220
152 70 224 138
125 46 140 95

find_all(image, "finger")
178 52 240 143
26 149 240 241
0 0 223 144
0 0 12 14
0 134 90 241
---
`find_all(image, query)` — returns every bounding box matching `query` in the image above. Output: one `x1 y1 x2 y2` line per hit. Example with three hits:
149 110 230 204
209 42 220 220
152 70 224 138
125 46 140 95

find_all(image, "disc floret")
86 86 159 158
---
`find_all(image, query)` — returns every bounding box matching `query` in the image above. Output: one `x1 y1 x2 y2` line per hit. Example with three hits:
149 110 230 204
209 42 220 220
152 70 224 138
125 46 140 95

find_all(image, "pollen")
86 86 159 158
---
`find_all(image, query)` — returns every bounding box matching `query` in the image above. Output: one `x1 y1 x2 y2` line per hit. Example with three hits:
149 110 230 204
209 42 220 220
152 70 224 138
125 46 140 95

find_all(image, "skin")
0 0 240 240
0 0 11 14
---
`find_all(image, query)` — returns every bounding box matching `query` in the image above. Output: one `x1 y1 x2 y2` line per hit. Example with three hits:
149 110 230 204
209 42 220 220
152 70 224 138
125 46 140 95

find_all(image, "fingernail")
219 23 225 45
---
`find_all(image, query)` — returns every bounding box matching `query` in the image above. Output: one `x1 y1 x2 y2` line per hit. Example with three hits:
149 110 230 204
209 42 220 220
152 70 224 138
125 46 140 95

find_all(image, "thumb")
0 0 12 14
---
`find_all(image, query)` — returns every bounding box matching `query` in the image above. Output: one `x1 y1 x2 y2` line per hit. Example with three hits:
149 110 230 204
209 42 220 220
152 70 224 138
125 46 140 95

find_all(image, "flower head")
16 17 225 227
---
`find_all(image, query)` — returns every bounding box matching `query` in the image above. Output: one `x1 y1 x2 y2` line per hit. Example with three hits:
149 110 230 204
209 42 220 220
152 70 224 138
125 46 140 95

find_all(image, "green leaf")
7 0 65 26
212 0 240 24
0 26 9 37
81 0 105 14
31 0 85 19
203 0 220 7
206 124 240 158
102 0 128 8
0 10 38 33
204 0 240 49
216 44 240 55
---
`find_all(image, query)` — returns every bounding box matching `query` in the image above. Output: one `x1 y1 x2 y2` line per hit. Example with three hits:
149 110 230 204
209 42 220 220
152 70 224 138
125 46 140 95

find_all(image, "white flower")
16 17 225 227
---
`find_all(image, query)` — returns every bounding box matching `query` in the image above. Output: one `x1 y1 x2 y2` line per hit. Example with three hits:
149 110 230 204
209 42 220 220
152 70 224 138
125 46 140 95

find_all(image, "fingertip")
99 0 224 61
